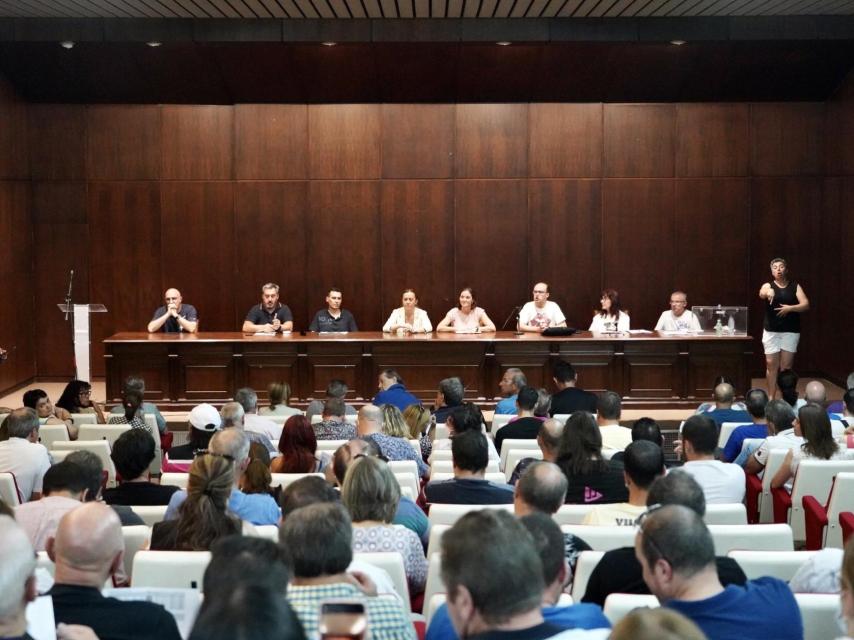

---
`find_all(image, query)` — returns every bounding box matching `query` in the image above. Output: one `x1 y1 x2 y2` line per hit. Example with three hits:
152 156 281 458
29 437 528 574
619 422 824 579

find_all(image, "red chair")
802 494 828 551
841 512 854 546
745 474 762 524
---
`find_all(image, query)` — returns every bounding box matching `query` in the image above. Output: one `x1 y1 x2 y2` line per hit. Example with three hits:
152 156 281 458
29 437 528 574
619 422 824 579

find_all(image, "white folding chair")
388 460 419 478
52 440 117 487
409 439 422 456
504 449 543 481
427 503 514 528
422 552 444 614
70 413 98 426
400 486 414 500
704 503 748 525
824 472 854 548
560 525 637 551
394 472 420 501
499 439 540 472
795 593 840 640
727 550 817 582
760 448 792 523
429 449 453 462
429 472 507 484
431 459 499 474
316 439 349 453
130 505 168 526
603 593 659 625
718 421 751 449
0 472 21 505
708 523 794 554
741 437 765 456
310 414 323 424
491 414 513 435
269 473 324 489
786 459 854 542
78 424 131 449
49 450 71 463
570 550 605 601
552 414 571 424
122 525 152 579
353 552 410 606
552 504 596 526
250 525 280 542
131 550 211 590
426 524 450 557
160 472 189 489
434 423 450 439
38 424 70 450
831 420 846 437
424 593 446 626
345 415 357 425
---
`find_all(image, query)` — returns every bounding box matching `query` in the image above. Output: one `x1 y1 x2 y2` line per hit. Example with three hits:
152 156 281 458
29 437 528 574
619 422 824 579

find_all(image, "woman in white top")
382 289 432 333
588 288 630 333
436 287 496 333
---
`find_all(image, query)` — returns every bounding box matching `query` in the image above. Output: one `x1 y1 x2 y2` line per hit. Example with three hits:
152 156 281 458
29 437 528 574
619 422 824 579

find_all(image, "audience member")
106 388 148 430
555 412 628 504
271 415 327 473
596 391 631 451
704 383 751 427
828 371 854 415
549 361 597 417
839 535 854 639
103 429 179 506
0 408 51 501
380 403 411 440
582 470 746 607
235 388 282 442
788 547 843 593
342 456 427 594
0 516 47 640
305 379 357 421
509 418 564 483
744 399 799 476
804 380 828 408
533 388 551 418
374 369 419 412
257 381 301 419
313 397 356 440
495 367 527 414
609 608 707 640
840 388 854 432
610 418 664 465
239 442 274 496
56 379 106 424
430 403 499 465
357 405 429 479
426 512 610 640
777 369 804 409
434 377 465 425
494 386 543 454
636 504 802 639
220 401 277 456
109 376 167 433
282 503 415 640
403 403 433 461
694 375 746 415
63 450 144 526
721 388 769 463
425 430 514 505
166 403 221 461
47 503 183 640
680 414 745 504
582 440 664 526
23 388 76 439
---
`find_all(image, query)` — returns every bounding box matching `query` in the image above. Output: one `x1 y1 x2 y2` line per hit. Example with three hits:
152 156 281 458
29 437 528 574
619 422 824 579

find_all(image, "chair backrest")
310 414 323 424
70 413 98 426
424 593 446 626
353 551 410 605
434 423 450 440
552 414 570 424
570 550 605 601
704 503 748 525
708 523 794 554
408 439 421 456
160 472 189 489
38 424 70 450
727 550 818 582
602 593 659 625
52 440 117 487
426 524 450 557
504 448 544 481
429 449 453 462
131 550 211 590
795 593 840 640
429 471 507 484
741 437 765 456
36 550 54 576
269 473 324 489
0 472 21 506
560 525 637 551
552 504 595 526
422 552 444 614
78 424 131 449
130 505 168 526
316 439 349 453
499 439 541 471
826 472 854 548
121 525 152 579
49 450 71 463
760 448 792 523
393 472 419 501
831 420 846 437
251 525 280 542
491 414 513 434
387 460 418 478
431 459 500 474
718 421 752 449
427 503 514 527
790 459 854 542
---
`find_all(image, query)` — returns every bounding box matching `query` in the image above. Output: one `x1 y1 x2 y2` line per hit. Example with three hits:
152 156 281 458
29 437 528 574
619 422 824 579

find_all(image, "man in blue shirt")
427 512 610 640
373 369 420 412
495 368 527 414
636 504 802 640
722 388 769 463
705 383 752 428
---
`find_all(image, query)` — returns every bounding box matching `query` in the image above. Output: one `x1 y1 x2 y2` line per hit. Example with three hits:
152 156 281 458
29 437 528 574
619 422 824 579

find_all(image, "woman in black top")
759 258 810 399
555 412 628 504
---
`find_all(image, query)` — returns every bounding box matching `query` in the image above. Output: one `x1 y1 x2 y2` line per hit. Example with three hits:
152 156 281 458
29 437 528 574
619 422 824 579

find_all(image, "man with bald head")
705 382 751 428
518 282 566 333
508 418 564 484
0 516 38 639
356 404 429 478
804 380 828 408
147 288 198 333
46 503 182 640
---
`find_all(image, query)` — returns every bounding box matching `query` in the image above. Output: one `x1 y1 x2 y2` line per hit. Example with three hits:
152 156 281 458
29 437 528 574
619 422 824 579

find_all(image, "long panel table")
104 331 753 410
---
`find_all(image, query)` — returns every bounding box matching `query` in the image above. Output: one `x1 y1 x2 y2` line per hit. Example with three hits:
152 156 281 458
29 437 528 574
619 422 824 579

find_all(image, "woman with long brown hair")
270 415 327 473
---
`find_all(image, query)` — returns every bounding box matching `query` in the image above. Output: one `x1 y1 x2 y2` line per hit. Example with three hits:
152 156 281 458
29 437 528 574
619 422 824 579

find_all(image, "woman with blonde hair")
259 381 301 418
381 403 410 439
403 404 432 461
610 608 707 640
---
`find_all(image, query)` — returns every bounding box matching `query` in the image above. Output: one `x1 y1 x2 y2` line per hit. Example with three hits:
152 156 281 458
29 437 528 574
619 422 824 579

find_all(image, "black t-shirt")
468 622 564 640
558 458 629 504
424 478 515 505
245 304 293 326
103 482 180 506
549 387 598 416
581 546 747 607
494 417 542 455
764 280 801 333
309 309 358 332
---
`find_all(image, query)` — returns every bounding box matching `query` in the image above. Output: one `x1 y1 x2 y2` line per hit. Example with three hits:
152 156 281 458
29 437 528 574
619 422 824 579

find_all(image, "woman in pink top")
436 287 496 333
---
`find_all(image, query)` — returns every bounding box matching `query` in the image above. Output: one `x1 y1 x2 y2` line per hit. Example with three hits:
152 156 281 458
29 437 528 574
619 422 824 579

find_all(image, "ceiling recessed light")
146 41 162 47
322 41 337 47
60 40 75 49
670 39 686 46
496 41 512 46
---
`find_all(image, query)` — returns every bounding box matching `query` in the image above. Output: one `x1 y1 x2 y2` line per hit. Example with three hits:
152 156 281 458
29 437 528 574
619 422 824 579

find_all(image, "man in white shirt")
744 399 801 477
0 408 51 502
518 282 567 333
597 391 632 451
654 291 702 332
680 414 745 504
234 387 282 442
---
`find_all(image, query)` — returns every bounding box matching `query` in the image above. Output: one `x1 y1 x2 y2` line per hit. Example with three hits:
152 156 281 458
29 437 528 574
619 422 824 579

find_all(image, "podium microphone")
64 269 75 322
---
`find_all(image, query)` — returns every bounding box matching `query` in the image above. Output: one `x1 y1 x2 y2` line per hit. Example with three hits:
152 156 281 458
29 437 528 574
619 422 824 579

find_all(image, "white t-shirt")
599 424 632 451
0 437 52 502
681 459 746 504
244 414 283 442
582 502 646 526
655 309 702 332
518 301 566 330
753 429 804 467
588 311 630 333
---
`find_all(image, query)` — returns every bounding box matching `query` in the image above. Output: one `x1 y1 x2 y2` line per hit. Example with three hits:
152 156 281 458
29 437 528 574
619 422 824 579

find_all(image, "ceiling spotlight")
146 41 162 47
60 40 75 49
670 39 686 46
496 41 512 46
321 41 337 47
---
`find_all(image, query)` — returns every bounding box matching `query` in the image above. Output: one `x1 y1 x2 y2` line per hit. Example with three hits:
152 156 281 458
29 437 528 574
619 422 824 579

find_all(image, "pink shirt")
15 495 81 550
444 307 485 331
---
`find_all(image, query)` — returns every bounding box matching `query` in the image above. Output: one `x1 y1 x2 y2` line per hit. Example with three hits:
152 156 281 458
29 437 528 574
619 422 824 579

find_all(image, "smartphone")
318 600 368 640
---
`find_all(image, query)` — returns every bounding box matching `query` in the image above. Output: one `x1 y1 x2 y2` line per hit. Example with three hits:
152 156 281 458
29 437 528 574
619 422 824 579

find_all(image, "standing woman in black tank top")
759 258 810 399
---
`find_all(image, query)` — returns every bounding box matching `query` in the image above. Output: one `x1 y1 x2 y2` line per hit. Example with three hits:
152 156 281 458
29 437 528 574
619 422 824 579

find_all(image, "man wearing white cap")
164 403 222 461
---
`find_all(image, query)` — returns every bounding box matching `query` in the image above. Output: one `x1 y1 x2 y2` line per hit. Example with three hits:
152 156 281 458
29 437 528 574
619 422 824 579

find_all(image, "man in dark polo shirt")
308 288 358 332
147 288 198 333
549 360 597 417
494 385 544 455
242 282 293 333
425 430 514 505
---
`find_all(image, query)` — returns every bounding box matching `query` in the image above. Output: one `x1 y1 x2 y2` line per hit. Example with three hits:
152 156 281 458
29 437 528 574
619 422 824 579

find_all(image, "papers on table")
103 587 202 640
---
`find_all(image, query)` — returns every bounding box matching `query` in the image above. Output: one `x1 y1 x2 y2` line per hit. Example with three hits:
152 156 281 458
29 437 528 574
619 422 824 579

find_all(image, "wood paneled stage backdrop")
1 77 853 392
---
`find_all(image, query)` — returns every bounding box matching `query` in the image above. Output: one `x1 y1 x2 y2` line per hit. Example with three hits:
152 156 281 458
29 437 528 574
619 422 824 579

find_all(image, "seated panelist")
655 290 701 332
518 282 566 333
242 282 293 333
382 289 432 334
308 288 358 332
588 288 630 333
436 287 496 333
147 288 198 333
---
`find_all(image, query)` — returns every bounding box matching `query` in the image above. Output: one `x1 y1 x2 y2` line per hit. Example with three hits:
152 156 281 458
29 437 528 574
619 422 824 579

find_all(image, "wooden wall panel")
0 81 28 180
381 104 455 179
750 103 825 176
826 101 854 176
528 179 602 329
234 182 309 328
676 104 749 177
604 104 675 178
86 105 161 180
161 106 233 180
31 182 87 224
529 104 603 178
380 180 455 323
454 180 528 325
308 182 381 329
675 179 750 307
602 180 675 331
308 105 381 180
28 105 86 181
88 182 162 376
160 182 235 331
235 105 308 180
455 104 528 178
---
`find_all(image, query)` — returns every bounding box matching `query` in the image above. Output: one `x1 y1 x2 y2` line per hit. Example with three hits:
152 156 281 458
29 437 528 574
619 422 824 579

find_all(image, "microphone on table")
500 305 522 332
